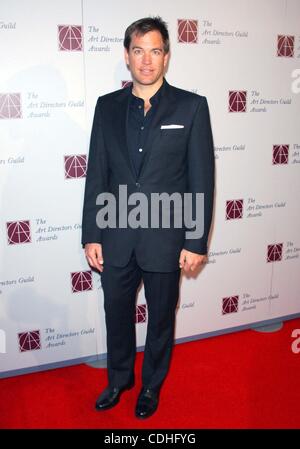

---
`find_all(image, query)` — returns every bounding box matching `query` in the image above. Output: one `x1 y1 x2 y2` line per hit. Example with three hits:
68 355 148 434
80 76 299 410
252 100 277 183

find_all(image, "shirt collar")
130 78 165 107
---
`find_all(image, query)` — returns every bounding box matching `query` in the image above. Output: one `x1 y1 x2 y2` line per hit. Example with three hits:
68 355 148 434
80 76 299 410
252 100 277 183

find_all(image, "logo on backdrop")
267 244 283 262
18 330 41 352
71 271 93 293
229 91 247 112
136 304 147 323
122 80 133 88
226 200 244 220
222 296 239 314
178 19 198 43
0 93 22 119
58 25 83 51
277 35 294 57
6 220 31 245
64 155 87 179
273 145 289 164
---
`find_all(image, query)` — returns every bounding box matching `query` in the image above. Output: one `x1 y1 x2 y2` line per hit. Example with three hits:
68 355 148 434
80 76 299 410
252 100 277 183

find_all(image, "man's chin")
134 76 161 86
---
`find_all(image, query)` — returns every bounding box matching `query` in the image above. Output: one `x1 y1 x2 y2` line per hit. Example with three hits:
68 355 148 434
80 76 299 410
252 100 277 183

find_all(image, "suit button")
136 182 140 188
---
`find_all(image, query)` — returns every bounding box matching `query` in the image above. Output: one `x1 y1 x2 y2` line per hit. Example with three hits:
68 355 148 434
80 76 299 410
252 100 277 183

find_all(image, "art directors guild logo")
18 330 41 352
7 220 31 245
277 35 294 57
223 292 282 314
273 145 289 164
58 25 82 51
18 328 96 352
273 143 300 166
226 200 243 220
0 93 22 119
178 19 198 43
136 304 147 323
6 218 82 244
64 155 87 179
71 271 93 293
267 244 283 262
227 197 287 220
229 91 247 112
222 296 239 314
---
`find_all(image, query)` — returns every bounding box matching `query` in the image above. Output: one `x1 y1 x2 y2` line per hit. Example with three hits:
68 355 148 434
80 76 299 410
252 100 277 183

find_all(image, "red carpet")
1 318 299 429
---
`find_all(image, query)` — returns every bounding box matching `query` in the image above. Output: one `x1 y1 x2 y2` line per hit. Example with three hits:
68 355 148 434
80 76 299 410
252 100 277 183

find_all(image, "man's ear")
124 48 129 65
163 51 170 68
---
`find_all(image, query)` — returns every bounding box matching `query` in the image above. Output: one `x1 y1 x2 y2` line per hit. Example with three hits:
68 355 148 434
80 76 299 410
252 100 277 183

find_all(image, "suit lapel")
114 87 137 180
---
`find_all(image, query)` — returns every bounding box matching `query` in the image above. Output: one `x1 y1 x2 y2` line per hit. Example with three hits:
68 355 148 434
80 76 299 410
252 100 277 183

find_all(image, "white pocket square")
160 124 184 129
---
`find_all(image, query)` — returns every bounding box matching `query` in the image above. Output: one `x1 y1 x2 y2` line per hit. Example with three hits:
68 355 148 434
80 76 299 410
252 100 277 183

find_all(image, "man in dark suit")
82 16 214 419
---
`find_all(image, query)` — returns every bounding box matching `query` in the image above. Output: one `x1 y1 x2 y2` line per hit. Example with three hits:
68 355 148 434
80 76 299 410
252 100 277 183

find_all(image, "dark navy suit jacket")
82 79 215 272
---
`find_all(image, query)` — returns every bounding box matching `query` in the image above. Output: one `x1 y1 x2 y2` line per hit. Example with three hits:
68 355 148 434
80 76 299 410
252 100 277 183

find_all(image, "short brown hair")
124 16 170 53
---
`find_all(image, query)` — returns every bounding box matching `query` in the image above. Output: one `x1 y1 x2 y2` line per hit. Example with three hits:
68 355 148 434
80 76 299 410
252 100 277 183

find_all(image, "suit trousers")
100 250 181 392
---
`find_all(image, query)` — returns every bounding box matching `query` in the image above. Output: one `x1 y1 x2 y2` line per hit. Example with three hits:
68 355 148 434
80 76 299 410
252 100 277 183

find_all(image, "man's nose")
142 53 152 64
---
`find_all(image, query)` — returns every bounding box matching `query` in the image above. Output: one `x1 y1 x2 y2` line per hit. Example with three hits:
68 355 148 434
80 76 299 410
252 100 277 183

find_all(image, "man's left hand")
179 249 206 273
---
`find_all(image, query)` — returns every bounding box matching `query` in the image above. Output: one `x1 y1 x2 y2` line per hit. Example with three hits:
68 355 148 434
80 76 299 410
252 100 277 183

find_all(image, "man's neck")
132 78 164 103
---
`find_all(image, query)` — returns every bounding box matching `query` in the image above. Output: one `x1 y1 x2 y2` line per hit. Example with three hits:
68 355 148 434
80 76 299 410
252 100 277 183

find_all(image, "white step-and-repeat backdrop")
1 0 299 378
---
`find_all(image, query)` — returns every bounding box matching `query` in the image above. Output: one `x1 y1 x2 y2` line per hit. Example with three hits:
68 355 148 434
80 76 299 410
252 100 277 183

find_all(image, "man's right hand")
84 243 104 272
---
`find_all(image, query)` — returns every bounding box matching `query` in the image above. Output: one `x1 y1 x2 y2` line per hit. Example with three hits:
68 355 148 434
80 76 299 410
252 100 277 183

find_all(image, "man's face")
124 30 169 87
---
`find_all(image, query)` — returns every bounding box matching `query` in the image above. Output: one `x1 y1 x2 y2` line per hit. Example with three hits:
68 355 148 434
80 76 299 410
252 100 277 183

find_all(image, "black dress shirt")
127 80 164 177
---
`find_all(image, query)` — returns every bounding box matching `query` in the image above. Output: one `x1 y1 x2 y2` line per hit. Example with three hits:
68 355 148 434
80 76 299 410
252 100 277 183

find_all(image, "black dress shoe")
95 381 134 411
135 387 159 419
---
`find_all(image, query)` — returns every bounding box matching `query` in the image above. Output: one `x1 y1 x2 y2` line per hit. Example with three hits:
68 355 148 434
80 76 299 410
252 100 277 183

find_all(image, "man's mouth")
140 69 153 74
